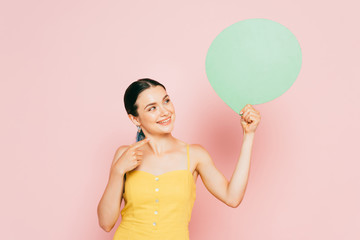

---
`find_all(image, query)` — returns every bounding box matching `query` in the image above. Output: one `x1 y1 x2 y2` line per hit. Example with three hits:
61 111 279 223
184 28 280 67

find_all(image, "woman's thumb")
240 116 246 125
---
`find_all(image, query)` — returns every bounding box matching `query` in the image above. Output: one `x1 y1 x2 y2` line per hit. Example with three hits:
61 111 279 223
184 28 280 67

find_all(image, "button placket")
153 176 159 228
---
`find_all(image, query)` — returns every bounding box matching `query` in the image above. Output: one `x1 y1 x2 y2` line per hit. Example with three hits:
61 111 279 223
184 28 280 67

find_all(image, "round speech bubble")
205 18 302 114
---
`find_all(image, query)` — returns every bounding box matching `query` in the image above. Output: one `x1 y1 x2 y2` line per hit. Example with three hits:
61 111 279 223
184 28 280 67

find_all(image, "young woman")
97 78 261 239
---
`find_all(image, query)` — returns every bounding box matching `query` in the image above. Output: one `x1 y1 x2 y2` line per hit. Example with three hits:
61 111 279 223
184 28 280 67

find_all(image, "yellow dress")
113 144 196 240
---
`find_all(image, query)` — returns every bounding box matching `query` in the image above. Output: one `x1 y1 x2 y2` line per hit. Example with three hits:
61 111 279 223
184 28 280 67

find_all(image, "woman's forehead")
137 86 167 104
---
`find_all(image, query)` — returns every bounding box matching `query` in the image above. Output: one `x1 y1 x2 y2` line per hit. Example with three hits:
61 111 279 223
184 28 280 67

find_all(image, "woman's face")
131 85 175 136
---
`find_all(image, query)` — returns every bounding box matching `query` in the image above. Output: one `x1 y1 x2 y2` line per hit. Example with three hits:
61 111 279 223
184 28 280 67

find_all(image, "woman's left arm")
195 104 261 208
226 131 255 208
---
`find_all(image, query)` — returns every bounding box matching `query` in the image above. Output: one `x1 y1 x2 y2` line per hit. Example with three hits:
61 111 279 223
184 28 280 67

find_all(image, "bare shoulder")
111 145 130 167
188 143 213 167
189 143 208 154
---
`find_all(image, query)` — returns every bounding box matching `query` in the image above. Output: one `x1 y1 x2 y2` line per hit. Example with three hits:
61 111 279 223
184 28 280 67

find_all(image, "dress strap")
187 144 190 170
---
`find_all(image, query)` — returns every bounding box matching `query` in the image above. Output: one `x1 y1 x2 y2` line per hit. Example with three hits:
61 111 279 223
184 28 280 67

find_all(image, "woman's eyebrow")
144 95 169 109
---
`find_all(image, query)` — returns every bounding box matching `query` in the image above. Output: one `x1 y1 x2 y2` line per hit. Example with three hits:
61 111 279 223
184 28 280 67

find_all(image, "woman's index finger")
131 138 150 149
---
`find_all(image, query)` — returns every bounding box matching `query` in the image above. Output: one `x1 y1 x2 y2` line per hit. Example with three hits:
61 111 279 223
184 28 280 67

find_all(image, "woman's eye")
165 99 170 103
149 106 155 111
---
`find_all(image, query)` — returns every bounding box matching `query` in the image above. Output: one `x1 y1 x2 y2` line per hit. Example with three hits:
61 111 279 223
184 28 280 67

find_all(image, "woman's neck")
145 133 177 157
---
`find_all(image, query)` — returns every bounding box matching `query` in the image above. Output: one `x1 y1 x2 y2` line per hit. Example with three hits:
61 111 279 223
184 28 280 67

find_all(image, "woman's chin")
157 124 175 133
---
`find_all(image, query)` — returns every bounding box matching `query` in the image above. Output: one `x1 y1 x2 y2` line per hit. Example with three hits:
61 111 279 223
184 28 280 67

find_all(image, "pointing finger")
131 138 150 149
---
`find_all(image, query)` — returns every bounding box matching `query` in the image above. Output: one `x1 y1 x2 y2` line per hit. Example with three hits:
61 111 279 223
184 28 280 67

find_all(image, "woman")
97 78 261 239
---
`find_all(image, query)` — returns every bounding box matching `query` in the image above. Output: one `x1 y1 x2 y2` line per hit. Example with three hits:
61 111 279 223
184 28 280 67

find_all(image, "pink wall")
1 1 359 239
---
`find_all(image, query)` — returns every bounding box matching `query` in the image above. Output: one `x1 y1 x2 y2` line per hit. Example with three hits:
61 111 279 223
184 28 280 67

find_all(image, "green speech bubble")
205 18 302 114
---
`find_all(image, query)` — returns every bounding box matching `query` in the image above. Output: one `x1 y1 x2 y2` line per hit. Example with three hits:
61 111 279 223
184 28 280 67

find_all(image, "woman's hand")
239 104 261 134
111 138 150 175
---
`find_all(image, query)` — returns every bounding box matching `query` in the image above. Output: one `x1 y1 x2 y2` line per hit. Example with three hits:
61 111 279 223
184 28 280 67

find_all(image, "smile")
157 116 171 125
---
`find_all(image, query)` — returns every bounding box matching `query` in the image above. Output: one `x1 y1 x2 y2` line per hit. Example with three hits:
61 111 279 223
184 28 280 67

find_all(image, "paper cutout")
205 18 302 114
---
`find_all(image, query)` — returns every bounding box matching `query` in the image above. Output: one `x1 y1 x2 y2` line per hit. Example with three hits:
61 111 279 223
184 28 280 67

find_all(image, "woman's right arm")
97 145 129 232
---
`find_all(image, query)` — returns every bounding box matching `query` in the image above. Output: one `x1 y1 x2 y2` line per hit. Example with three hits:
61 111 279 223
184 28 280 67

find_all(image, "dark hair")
124 78 166 142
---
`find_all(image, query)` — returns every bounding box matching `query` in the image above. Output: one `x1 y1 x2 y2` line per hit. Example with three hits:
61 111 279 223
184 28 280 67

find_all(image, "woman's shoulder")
111 145 130 167
187 143 213 174
187 143 211 159
115 144 130 154
174 139 208 156
176 138 206 150
185 139 207 149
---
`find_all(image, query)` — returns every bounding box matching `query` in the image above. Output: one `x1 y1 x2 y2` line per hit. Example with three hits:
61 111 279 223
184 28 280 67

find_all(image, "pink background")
1 0 359 239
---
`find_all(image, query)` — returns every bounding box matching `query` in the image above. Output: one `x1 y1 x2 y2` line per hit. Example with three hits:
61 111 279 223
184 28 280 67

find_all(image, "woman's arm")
196 104 260 208
194 135 254 208
97 145 128 232
226 132 254 207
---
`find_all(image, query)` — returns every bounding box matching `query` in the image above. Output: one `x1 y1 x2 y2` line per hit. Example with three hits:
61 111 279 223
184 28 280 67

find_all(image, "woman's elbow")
227 197 243 208
97 207 117 232
99 219 115 232
231 200 242 208
101 224 113 232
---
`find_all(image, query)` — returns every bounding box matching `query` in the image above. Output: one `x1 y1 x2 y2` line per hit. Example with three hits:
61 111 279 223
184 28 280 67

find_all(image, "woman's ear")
128 114 140 126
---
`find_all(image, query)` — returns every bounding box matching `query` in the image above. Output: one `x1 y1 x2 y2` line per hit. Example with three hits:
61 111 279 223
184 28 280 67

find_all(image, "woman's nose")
159 106 170 116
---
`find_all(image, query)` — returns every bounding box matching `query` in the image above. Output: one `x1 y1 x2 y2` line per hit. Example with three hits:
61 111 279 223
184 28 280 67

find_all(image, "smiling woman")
97 78 261 240
123 79 172 142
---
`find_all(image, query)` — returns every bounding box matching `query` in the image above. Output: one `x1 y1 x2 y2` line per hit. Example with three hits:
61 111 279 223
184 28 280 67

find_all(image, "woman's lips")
157 116 171 126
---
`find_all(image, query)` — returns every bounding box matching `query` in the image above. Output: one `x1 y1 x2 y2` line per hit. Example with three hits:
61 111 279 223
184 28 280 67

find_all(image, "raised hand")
239 104 261 134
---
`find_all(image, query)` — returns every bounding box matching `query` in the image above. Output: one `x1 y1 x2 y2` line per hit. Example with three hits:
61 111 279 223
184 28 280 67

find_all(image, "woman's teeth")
158 117 171 124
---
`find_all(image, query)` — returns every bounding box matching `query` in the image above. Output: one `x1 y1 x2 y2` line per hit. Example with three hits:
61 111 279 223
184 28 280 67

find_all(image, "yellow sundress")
113 143 196 240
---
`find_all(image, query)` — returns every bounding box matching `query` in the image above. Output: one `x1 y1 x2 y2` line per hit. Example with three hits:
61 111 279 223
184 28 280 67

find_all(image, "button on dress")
113 144 197 240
